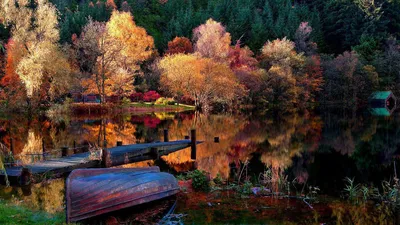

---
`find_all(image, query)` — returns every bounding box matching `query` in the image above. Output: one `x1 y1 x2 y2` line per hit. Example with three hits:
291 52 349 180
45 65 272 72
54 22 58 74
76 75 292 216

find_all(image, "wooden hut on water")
369 91 397 116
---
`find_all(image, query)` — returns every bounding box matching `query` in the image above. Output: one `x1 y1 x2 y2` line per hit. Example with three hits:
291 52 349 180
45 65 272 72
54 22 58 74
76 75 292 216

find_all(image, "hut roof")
370 91 393 100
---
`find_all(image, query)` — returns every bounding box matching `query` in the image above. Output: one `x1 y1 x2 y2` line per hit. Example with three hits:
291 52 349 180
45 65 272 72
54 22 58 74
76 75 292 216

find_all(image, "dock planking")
0 139 202 185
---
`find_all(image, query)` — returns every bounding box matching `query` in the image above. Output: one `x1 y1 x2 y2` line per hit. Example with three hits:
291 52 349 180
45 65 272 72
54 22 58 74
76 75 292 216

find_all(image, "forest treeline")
0 0 399 112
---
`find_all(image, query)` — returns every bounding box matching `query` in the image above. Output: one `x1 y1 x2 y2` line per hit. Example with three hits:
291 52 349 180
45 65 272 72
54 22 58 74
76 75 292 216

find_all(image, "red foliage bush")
143 91 161 102
165 37 194 55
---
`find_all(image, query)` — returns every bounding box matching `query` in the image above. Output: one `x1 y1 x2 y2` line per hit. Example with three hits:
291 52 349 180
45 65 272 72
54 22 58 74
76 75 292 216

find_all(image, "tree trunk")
26 97 32 114
101 53 106 104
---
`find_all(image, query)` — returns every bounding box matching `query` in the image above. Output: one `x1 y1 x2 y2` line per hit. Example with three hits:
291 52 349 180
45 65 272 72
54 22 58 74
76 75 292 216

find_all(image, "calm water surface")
0 108 399 224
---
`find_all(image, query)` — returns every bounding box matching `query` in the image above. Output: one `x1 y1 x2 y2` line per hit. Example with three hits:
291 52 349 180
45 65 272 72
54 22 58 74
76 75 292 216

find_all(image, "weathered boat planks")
66 167 180 223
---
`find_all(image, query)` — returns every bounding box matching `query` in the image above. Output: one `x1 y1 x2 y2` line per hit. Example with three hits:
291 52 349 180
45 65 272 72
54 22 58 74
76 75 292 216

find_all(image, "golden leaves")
77 11 155 99
1 0 70 99
106 10 155 63
158 53 241 107
193 19 231 61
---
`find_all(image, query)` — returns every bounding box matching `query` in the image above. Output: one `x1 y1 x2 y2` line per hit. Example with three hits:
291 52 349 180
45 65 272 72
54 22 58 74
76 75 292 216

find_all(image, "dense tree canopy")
0 0 72 107
158 53 243 110
76 10 155 102
0 0 399 112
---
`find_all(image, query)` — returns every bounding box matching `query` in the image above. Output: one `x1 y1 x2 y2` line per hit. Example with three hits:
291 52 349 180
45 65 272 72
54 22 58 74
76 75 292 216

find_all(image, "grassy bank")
47 102 195 117
0 200 67 225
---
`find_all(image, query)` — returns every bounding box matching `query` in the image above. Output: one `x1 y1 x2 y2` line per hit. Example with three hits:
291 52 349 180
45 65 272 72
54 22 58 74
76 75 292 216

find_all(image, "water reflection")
0 109 398 214
0 179 65 214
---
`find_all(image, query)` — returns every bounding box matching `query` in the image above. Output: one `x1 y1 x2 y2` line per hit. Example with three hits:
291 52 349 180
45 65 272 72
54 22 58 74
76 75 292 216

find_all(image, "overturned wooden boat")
66 167 180 223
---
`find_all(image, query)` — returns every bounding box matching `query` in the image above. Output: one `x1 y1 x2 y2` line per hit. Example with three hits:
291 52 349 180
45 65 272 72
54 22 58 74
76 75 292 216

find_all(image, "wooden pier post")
102 140 109 168
151 147 159 160
191 129 196 160
9 137 14 153
164 129 169 142
42 140 46 160
73 140 77 154
62 147 68 157
19 167 31 186
117 141 123 146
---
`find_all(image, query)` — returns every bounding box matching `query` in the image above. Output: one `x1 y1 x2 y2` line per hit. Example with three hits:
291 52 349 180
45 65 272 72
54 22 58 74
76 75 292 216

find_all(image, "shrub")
121 97 131 106
155 97 176 105
213 173 224 185
241 181 253 195
155 97 167 105
188 170 210 192
143 91 161 102
168 99 177 105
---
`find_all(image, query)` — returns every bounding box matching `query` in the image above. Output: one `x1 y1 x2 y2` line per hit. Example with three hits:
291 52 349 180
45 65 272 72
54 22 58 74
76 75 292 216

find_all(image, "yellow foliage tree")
260 38 305 108
106 10 155 64
0 0 72 107
78 11 155 102
158 53 243 110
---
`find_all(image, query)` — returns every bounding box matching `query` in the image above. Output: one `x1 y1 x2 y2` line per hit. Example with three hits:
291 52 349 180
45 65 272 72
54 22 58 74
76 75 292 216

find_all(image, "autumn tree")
0 39 27 109
260 38 306 108
228 41 263 104
158 54 243 111
77 11 155 103
293 22 324 104
322 51 368 106
298 55 323 104
0 41 5 78
193 19 231 61
165 37 193 55
294 22 317 56
228 41 258 71
0 0 72 108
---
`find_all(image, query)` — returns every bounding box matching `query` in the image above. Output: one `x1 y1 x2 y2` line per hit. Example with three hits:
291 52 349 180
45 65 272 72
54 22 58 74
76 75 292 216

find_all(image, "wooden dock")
0 139 202 185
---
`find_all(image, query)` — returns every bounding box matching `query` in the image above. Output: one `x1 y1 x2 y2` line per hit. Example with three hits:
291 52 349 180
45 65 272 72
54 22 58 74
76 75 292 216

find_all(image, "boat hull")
66 167 180 223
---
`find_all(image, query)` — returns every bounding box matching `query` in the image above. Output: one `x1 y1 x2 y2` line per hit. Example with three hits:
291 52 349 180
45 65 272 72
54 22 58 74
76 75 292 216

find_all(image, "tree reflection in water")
0 109 398 221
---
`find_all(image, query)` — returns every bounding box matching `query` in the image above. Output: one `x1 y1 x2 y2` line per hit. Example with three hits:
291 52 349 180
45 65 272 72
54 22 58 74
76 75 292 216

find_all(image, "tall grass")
343 177 400 208
0 152 10 187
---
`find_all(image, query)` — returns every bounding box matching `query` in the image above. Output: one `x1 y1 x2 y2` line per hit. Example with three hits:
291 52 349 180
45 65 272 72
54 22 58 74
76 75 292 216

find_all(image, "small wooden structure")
0 133 202 185
369 91 397 116
66 167 179 223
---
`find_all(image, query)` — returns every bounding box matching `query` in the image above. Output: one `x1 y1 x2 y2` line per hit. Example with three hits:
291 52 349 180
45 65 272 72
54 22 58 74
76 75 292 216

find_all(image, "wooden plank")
0 140 203 185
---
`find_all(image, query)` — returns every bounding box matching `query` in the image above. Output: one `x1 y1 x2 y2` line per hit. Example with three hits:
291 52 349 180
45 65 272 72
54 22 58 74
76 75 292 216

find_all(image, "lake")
0 108 399 224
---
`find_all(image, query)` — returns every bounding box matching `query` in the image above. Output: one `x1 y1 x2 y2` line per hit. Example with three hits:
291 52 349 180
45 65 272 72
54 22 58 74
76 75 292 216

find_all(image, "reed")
343 176 400 208
0 152 10 187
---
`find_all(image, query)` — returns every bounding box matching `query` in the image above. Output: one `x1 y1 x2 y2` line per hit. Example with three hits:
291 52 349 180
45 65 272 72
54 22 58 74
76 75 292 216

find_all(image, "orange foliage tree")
158 53 243 110
0 0 72 108
0 39 27 109
298 55 323 103
228 41 264 102
228 41 258 71
165 37 193 55
78 11 155 102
